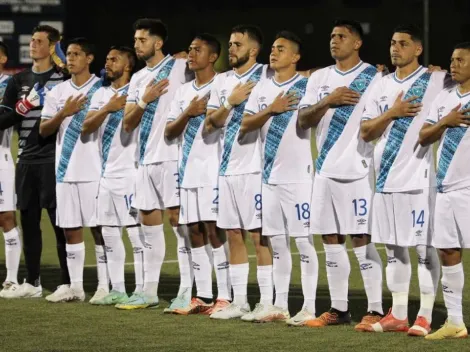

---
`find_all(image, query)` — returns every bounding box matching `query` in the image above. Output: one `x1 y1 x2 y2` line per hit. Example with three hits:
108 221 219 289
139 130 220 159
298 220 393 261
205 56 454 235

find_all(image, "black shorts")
16 162 57 210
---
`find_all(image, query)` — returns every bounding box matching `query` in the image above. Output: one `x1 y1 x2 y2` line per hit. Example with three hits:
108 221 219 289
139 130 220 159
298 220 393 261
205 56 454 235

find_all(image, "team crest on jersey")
351 78 366 92
410 85 425 97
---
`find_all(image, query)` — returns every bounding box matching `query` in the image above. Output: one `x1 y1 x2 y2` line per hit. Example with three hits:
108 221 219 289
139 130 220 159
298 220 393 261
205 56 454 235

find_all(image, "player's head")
450 42 470 84
133 18 168 61
0 41 8 68
105 46 137 82
390 24 423 68
229 24 263 69
66 37 95 75
30 24 60 61
330 19 363 61
187 33 220 71
269 30 301 71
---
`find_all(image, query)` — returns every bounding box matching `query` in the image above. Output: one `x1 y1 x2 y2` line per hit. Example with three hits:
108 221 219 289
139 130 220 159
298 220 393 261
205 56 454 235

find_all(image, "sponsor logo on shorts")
416 230 423 237
303 221 309 228
211 206 218 214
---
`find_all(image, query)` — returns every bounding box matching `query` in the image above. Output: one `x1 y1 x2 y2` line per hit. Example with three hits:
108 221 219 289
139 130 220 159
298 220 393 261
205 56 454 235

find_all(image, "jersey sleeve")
166 86 182 122
89 87 104 111
425 90 446 125
299 70 320 109
243 82 262 115
41 85 60 120
362 78 383 121
0 76 17 110
207 75 221 111
126 74 138 103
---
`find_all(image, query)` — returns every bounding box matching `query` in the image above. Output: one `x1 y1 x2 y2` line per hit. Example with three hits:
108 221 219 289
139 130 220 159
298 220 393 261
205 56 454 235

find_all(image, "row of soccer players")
1 18 469 340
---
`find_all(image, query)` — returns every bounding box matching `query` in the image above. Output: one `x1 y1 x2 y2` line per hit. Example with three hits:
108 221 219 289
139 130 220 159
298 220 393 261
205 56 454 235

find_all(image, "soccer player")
203 24 274 320
297 19 384 329
418 42 470 340
240 30 318 323
165 33 233 315
0 25 70 298
0 41 22 298
40 37 109 302
116 18 192 309
360 25 449 335
80 46 145 305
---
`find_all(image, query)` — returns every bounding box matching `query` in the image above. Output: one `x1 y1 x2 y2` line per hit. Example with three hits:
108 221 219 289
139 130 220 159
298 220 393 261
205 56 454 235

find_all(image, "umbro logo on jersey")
220 89 227 96
259 96 266 102
21 85 30 92
380 95 387 102
357 218 366 225
320 85 329 91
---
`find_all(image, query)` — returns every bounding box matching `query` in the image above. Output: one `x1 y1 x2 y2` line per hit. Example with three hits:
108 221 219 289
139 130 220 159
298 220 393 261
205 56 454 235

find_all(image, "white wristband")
223 99 232 110
138 98 147 110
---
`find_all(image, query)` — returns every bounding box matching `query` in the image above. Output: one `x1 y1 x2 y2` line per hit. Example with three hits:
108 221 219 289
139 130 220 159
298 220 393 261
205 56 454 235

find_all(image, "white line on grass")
84 246 385 268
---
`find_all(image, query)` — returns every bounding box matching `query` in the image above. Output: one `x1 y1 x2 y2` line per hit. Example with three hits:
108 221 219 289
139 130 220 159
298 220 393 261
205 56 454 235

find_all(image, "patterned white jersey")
362 66 448 192
127 55 188 165
299 61 381 180
42 74 102 183
244 73 313 184
89 83 138 178
167 76 220 188
0 73 14 170
207 63 269 176
426 86 470 192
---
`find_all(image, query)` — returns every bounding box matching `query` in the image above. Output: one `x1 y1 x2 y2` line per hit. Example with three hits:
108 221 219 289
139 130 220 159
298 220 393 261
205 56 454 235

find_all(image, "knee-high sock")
126 226 144 292
270 235 292 310
441 263 464 326
102 226 125 293
385 245 411 320
172 225 193 296
141 224 165 296
295 236 318 316
415 245 440 322
323 243 350 312
3 227 21 284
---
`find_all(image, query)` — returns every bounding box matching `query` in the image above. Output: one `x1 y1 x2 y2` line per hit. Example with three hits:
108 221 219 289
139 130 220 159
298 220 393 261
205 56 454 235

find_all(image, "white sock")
295 236 318 316
172 225 193 296
385 245 411 320
126 226 144 293
95 245 109 292
323 243 350 312
66 242 85 292
213 244 231 301
205 243 214 267
141 224 165 296
271 235 291 310
192 246 212 299
3 227 21 284
257 265 273 306
353 243 383 314
230 263 249 306
442 263 464 326
102 226 125 293
416 245 440 322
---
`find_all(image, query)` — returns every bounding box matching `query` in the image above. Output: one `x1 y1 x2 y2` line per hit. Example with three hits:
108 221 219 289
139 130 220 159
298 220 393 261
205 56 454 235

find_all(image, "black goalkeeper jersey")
0 66 66 164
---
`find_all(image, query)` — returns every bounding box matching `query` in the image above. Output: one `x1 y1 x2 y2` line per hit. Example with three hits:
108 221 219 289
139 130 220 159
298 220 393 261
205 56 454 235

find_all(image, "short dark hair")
32 24 60 44
231 24 263 49
193 33 221 58
67 37 95 56
109 45 137 72
333 19 364 40
0 41 8 57
393 24 423 43
454 41 470 50
133 18 168 42
275 30 302 54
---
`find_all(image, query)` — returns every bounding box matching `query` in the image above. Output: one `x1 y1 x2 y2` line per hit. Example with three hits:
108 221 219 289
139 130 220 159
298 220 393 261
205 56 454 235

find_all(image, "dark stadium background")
1 0 469 74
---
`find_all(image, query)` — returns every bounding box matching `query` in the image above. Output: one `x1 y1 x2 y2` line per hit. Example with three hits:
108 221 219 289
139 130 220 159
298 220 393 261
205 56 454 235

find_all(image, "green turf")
0 133 468 352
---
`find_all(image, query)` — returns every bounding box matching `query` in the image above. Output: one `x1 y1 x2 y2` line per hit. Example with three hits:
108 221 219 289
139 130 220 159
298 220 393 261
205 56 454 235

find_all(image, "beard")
139 47 156 62
229 51 250 69
106 69 124 82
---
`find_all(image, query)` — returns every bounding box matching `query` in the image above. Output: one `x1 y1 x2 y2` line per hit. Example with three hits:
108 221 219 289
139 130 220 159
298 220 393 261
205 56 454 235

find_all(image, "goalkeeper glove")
15 83 47 116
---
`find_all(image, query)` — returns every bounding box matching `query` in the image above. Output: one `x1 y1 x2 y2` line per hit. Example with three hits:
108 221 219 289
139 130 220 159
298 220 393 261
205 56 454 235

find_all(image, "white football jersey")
127 55 188 165
207 63 269 176
426 87 470 192
167 76 220 188
89 84 138 178
42 74 102 183
362 66 448 192
299 61 381 180
0 73 14 170
244 73 313 184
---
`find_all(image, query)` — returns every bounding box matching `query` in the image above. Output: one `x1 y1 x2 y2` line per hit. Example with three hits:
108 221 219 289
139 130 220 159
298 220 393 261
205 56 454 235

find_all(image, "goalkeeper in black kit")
0 25 71 299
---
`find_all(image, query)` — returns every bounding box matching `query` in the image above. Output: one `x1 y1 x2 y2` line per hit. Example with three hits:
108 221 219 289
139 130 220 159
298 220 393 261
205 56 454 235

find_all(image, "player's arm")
419 104 470 146
205 81 256 133
82 93 127 134
240 91 300 134
123 79 169 132
298 87 360 129
0 78 21 130
360 91 422 142
39 94 87 137
165 94 208 140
